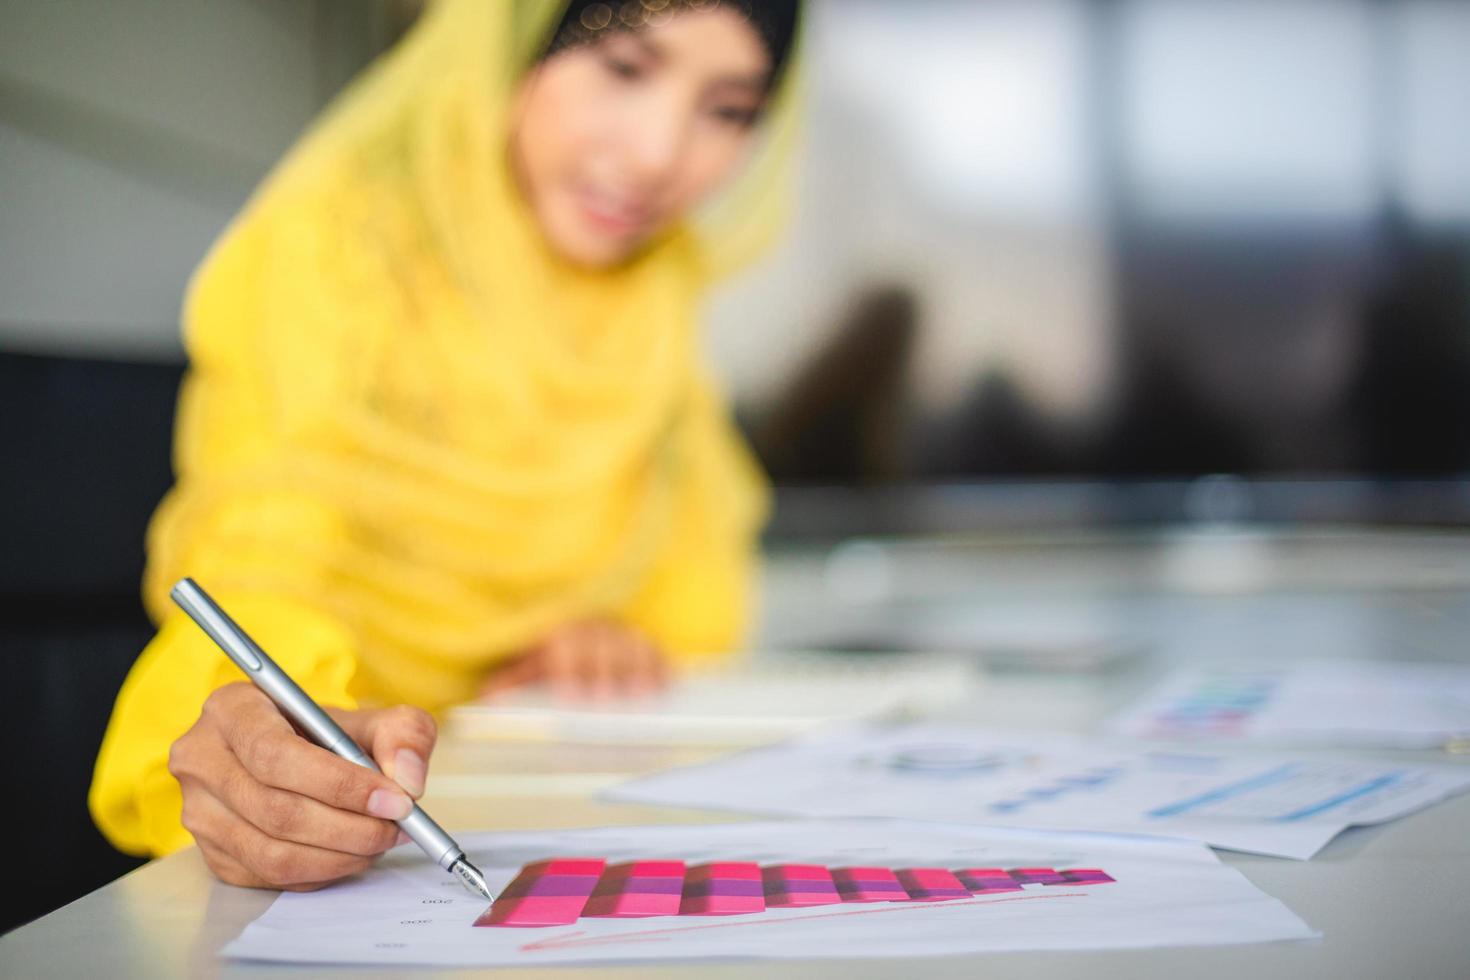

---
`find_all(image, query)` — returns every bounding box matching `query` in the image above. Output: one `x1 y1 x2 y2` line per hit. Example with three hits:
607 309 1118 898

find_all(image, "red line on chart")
519 892 1088 953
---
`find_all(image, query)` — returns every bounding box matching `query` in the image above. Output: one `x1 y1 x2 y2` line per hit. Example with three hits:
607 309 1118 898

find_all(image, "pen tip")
452 858 495 903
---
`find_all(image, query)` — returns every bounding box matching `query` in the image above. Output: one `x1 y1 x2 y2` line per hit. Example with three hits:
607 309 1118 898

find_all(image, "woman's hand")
168 683 436 891
480 620 669 701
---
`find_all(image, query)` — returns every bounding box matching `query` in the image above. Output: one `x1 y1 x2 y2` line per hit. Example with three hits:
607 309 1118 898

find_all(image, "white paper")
222 819 1316 966
607 724 1470 859
1107 661 1470 748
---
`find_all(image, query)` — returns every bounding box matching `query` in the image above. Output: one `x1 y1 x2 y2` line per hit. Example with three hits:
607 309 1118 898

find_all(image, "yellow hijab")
92 0 796 855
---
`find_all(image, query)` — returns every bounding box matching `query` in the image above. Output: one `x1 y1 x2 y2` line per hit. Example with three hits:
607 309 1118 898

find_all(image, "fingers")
334 704 437 799
195 729 401 856
590 622 668 697
197 838 264 888
174 685 435 891
629 631 669 694
205 686 413 818
184 786 374 888
198 835 345 894
589 624 618 699
543 631 582 700
479 652 545 700
521 621 670 701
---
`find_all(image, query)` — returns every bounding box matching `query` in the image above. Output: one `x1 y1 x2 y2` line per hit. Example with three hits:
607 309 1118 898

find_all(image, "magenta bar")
955 867 1024 895
680 862 766 916
584 860 687 918
476 858 606 927
1060 868 1116 886
763 864 842 907
832 866 909 903
956 867 1026 894
1010 867 1070 886
895 868 970 901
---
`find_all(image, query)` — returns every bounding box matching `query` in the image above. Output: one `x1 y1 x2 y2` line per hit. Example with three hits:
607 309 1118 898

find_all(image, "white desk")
6 529 1470 978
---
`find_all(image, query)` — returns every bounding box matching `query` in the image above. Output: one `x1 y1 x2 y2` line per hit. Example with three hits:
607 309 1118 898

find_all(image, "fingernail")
394 748 427 797
395 830 410 847
368 788 412 820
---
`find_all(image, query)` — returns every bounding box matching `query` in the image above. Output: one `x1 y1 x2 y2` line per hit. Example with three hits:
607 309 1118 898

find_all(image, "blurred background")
3 0 1468 931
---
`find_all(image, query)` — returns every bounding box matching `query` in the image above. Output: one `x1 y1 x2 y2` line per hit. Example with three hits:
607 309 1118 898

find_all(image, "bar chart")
477 861 1114 927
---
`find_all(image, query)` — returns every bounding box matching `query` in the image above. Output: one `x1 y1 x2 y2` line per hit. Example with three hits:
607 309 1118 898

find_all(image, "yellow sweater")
88 0 788 858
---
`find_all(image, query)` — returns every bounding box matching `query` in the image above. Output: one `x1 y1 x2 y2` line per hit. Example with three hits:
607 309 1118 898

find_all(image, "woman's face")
511 8 772 268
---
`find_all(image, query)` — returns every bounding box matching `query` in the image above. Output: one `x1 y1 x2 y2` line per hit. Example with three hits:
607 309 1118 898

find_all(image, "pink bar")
476 858 606 927
956 867 1024 894
1061 868 1116 886
537 859 607 876
583 861 687 918
680 862 766 916
1010 867 1069 886
832 866 909 903
895 868 970 901
624 860 686 877
774 864 831 880
763 864 842 907
697 862 763 879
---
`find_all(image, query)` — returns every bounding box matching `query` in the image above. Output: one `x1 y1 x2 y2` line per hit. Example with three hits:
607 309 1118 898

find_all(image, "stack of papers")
607 723 1470 859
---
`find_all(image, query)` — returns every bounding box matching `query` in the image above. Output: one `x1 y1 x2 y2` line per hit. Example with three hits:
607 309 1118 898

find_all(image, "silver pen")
170 577 494 903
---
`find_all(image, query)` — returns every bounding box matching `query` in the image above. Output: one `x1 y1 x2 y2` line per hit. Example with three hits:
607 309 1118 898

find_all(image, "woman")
91 0 800 890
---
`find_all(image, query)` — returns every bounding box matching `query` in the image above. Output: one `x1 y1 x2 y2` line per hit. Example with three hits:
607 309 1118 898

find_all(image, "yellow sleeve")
89 210 366 857
621 375 770 661
89 597 359 857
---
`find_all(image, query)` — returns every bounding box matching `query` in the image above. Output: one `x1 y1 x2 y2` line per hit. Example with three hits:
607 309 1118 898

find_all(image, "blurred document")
1107 661 1470 748
449 654 976 746
608 724 1470 859
223 819 1315 966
